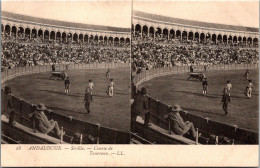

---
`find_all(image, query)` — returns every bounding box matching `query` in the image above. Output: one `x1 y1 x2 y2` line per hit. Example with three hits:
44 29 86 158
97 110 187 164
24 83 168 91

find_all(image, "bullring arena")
140 67 258 132
131 11 259 144
1 11 131 144
4 65 130 132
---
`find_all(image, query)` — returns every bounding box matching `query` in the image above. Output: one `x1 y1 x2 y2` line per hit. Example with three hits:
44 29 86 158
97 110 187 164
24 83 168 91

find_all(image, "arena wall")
1 62 130 84
133 63 259 144
1 62 130 144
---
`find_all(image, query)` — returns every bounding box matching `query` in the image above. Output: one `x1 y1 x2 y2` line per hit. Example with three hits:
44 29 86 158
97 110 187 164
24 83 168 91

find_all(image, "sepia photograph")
131 1 259 145
1 1 131 144
1 0 259 167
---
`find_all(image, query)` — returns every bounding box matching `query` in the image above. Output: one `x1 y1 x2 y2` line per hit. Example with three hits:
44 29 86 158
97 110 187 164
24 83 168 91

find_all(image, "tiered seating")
1 32 130 70
132 39 259 69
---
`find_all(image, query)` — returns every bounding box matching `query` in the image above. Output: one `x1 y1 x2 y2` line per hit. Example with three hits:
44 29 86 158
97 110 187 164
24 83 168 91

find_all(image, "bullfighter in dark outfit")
64 76 70 94
84 88 92 114
221 88 231 115
202 77 208 95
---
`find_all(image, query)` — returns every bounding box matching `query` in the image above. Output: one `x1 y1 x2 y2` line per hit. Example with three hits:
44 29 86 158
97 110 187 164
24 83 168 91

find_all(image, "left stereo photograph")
1 1 132 144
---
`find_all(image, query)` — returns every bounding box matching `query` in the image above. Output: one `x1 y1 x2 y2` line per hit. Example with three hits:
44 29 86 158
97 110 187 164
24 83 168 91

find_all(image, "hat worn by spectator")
36 103 47 111
140 87 148 94
5 86 11 94
172 104 182 112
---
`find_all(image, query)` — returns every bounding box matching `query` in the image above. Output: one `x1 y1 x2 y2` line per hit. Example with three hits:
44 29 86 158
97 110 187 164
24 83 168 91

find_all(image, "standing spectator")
3 86 13 114
84 88 92 114
221 88 231 115
2 86 15 125
131 87 151 127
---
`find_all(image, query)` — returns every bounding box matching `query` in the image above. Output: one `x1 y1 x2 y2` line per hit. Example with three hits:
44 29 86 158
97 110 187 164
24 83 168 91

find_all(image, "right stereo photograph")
131 1 259 145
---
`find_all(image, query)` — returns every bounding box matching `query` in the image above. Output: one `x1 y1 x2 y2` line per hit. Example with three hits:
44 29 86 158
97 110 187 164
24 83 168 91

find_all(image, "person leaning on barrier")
164 105 198 140
2 86 15 125
3 86 14 114
29 103 65 137
131 87 151 128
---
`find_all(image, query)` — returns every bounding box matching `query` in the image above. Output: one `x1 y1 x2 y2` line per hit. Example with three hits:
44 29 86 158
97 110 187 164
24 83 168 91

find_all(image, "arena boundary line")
133 63 258 144
1 62 130 144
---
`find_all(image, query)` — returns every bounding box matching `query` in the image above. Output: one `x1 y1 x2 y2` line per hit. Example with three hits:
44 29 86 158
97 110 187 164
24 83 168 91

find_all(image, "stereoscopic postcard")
1 0 259 167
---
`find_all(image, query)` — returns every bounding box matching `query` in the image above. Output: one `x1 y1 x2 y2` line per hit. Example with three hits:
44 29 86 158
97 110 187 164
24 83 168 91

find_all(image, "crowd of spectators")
1 34 130 70
132 40 259 69
1 41 130 69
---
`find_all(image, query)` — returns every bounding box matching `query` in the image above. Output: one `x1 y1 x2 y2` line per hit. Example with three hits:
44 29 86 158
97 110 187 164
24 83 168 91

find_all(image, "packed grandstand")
1 11 131 70
132 11 259 69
